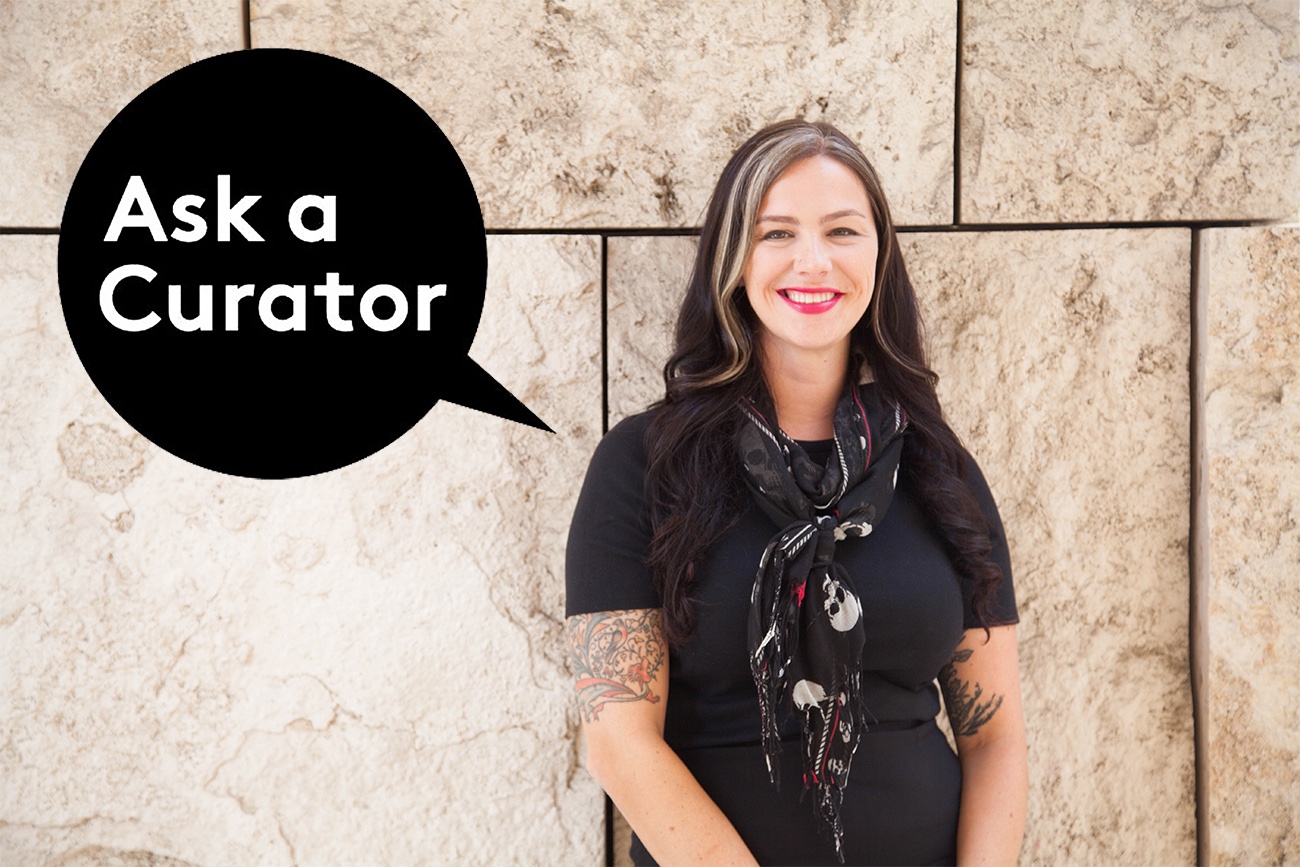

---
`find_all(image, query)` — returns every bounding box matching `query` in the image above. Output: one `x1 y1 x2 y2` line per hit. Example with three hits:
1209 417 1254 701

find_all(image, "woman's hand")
940 624 1028 866
567 608 758 866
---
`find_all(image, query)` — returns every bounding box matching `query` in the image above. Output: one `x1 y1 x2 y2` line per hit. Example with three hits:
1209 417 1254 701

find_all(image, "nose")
794 234 831 278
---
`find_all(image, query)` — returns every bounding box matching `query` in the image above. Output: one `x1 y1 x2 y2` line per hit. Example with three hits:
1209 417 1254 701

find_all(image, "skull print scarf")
739 381 907 861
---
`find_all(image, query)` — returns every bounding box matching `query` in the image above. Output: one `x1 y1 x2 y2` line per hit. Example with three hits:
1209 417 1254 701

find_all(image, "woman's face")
743 155 878 370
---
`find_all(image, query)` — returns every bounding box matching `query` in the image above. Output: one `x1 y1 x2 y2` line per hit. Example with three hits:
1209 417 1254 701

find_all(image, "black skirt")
630 721 961 867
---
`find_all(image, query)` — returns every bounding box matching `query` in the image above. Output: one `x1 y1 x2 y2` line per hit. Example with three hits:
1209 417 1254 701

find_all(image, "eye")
760 229 790 241
829 227 859 236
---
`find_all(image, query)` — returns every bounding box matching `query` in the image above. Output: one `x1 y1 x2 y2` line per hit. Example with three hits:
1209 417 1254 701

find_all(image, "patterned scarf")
739 382 907 861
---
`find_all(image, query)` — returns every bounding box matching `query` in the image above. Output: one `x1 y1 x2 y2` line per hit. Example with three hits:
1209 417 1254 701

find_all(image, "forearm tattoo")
566 609 667 723
940 648 1004 738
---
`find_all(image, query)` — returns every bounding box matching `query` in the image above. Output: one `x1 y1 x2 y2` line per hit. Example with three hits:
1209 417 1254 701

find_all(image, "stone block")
250 0 957 228
0 1 243 227
0 235 604 865
607 235 696 422
962 1 1300 222
906 228 1195 865
1201 226 1300 867
604 228 1196 864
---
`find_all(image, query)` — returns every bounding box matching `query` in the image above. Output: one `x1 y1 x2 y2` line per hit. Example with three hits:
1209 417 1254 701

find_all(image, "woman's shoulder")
566 408 662 616
952 446 1002 522
573 407 661 514
949 444 1019 624
585 407 659 475
956 446 993 495
605 407 658 447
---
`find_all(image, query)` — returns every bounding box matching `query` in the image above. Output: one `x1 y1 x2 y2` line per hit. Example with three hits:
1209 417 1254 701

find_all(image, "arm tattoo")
566 609 666 723
940 648 1004 738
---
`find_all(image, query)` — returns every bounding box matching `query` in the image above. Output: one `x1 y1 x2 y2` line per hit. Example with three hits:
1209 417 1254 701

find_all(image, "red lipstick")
779 287 843 314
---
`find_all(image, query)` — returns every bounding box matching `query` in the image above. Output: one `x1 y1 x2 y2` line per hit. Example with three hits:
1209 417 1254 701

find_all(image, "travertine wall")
1200 226 1300 867
1 232 603 866
2 2 1296 865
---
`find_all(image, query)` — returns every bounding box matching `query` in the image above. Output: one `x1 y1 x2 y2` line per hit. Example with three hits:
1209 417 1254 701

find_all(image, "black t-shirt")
566 409 1017 752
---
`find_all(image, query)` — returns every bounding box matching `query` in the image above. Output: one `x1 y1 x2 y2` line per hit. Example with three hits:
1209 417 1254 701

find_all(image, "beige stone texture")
0 1 243 227
907 229 1195 865
605 229 1195 864
10 0 1291 859
962 1 1300 222
0 235 603 865
1201 226 1300 866
250 0 957 228
607 235 696 423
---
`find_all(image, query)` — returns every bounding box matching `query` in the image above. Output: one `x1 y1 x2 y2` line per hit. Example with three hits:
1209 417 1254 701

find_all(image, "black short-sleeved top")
568 408 1018 864
566 408 1018 752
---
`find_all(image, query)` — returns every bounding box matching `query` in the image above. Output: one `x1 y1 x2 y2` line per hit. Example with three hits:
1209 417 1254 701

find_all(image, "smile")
779 288 843 314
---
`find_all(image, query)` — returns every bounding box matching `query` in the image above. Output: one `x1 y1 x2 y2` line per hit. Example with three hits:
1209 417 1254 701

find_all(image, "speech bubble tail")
438 357 553 433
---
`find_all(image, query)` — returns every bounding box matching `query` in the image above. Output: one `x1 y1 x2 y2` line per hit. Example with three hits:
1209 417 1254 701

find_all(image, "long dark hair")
644 119 1003 646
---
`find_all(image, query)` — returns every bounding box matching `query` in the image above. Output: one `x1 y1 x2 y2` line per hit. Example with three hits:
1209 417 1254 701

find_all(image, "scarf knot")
740 383 907 862
812 515 837 568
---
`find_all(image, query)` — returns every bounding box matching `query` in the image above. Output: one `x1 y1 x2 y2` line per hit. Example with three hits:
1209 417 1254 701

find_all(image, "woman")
566 120 1026 866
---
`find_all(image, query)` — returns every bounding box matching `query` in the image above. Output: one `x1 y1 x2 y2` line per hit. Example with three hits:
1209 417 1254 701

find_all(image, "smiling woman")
566 120 1026 866
744 155 878 439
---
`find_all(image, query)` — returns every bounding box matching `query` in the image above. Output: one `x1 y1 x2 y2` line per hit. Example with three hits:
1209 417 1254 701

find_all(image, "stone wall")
2 2 1296 865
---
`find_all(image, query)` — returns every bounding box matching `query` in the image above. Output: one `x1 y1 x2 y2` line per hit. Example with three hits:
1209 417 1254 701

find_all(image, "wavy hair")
644 119 1004 645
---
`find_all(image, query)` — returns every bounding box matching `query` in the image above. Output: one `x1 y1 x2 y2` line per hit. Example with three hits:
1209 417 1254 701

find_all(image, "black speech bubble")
59 48 549 480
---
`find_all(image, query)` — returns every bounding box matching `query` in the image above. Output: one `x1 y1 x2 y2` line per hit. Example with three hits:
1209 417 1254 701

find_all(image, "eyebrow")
756 209 870 224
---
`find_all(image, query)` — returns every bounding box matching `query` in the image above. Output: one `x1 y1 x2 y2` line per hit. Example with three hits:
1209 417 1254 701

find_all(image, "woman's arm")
566 608 758 867
940 624 1028 867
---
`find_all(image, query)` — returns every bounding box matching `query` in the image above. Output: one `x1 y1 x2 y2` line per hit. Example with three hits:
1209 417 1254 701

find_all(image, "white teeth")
784 289 837 304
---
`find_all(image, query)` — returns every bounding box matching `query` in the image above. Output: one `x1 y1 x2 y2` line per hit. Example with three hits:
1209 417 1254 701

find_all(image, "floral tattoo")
566 609 666 723
940 647 1004 738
